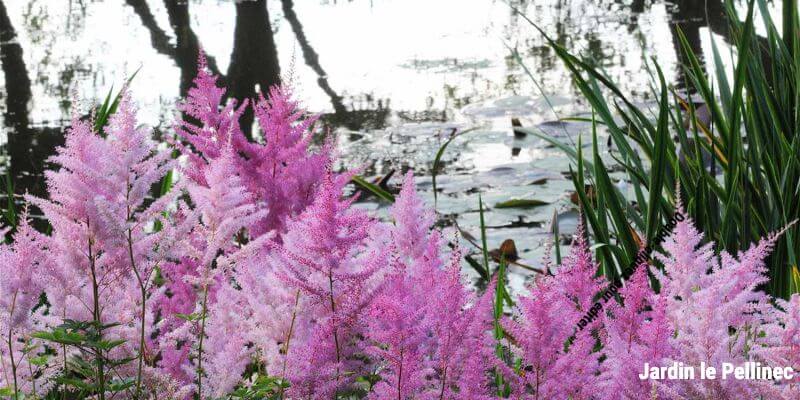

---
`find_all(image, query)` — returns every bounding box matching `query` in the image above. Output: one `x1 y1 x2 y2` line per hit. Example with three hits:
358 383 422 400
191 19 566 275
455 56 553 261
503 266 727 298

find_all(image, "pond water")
0 0 771 292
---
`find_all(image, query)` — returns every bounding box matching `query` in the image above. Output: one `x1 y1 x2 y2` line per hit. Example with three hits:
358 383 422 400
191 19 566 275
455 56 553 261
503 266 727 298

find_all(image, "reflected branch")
0 0 31 131
163 0 224 94
226 0 281 138
1 0 61 197
281 0 346 114
125 0 223 95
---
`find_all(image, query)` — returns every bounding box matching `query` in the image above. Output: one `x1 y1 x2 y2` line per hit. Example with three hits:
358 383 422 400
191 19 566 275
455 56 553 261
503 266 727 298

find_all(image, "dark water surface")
0 0 773 289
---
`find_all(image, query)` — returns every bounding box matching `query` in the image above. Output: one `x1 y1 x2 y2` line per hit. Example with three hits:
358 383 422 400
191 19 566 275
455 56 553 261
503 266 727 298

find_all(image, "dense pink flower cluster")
2 58 799 399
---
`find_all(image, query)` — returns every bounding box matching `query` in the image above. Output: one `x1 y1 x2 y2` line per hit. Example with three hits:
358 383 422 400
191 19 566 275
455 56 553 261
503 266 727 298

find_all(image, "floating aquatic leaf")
494 198 549 209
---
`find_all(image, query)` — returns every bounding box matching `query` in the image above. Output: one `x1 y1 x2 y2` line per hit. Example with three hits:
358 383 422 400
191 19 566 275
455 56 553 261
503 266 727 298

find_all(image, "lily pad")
494 198 549 209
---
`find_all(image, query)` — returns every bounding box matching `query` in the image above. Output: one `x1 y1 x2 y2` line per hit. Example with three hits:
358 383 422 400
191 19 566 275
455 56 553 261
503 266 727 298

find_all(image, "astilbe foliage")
502 217 603 400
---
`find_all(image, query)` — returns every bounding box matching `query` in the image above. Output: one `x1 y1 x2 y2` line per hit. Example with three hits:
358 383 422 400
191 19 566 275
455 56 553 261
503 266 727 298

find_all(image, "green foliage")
94 69 140 134
226 375 289 400
431 127 477 207
518 0 800 297
34 320 135 399
351 175 395 203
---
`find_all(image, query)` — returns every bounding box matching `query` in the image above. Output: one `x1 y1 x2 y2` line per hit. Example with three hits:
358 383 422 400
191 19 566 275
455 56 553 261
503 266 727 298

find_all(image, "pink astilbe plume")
25 114 121 325
12 90 196 400
175 52 329 239
599 263 676 399
0 216 52 395
152 144 266 398
651 207 782 399
390 172 437 263
201 283 253 398
366 259 429 399
215 232 298 391
151 257 206 386
173 52 249 186
757 294 800 399
25 91 184 394
503 217 602 399
245 86 330 237
273 169 387 398
423 248 496 400
366 173 495 399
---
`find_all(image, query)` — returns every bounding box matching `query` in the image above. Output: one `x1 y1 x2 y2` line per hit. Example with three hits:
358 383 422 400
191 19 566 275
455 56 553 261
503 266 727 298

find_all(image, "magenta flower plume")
366 173 495 399
246 86 329 237
363 173 434 399
273 169 386 398
175 53 330 239
503 217 602 399
26 89 177 323
758 294 800 399
599 263 676 399
20 89 185 396
424 247 496 400
0 215 51 394
154 144 266 398
389 172 436 263
651 208 781 399
174 52 249 186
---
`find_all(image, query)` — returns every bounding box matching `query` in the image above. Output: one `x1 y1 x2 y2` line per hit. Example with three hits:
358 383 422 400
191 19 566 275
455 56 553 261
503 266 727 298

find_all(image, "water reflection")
1 0 63 197
0 0 775 288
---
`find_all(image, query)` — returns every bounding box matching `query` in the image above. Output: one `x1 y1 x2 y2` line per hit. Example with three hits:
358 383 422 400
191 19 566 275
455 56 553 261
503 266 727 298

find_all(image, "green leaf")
464 255 489 280
94 68 141 133
351 175 395 203
56 377 94 391
28 355 50 366
478 196 490 274
175 312 200 322
32 329 86 346
432 127 478 207
88 338 127 351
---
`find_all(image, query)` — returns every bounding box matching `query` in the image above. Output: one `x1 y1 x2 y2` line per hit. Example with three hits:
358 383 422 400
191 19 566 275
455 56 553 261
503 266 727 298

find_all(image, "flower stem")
196 279 210 399
88 235 106 400
279 290 301 400
7 291 18 400
128 228 147 399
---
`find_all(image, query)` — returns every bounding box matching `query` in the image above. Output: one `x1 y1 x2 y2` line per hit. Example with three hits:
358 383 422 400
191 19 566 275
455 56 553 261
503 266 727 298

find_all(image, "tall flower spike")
390 171 436 263
155 143 267 398
25 90 186 396
651 212 780 398
174 51 249 186
757 294 800 399
503 215 602 399
174 56 330 239
424 245 497 399
275 169 384 398
599 262 676 399
366 174 442 398
0 214 51 396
